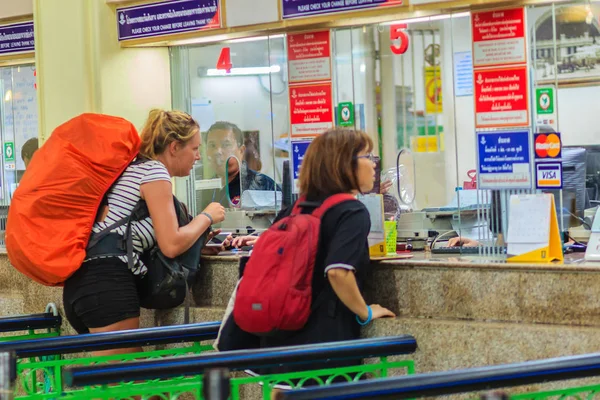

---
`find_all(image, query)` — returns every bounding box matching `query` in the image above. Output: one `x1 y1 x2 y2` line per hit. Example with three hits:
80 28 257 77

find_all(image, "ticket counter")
162 0 599 261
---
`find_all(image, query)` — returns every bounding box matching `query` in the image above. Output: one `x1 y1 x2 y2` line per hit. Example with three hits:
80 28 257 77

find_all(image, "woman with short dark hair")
230 128 395 385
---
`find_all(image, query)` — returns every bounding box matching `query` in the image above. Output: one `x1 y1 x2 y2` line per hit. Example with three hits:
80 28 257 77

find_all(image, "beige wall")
0 0 32 20
33 0 171 140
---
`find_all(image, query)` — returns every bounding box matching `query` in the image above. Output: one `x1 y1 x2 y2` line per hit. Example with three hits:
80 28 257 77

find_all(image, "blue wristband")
200 212 214 225
356 306 372 326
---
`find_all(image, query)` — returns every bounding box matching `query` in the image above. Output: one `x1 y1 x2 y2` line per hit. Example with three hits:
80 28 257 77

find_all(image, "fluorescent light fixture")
206 65 281 76
4 90 11 102
226 34 284 44
382 11 470 26
168 34 284 47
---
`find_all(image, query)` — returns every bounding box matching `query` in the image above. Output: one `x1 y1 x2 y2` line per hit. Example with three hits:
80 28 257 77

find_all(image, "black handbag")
87 196 208 310
137 197 208 309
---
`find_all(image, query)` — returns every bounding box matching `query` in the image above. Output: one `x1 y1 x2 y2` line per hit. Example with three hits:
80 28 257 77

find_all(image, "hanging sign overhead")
291 140 311 193
0 21 34 56
471 7 526 67
477 130 531 189
116 0 221 41
287 31 331 83
282 0 404 19
289 83 334 137
474 65 529 128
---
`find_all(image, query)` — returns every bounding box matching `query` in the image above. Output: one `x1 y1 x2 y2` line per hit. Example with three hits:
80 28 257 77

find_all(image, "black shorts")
63 258 140 334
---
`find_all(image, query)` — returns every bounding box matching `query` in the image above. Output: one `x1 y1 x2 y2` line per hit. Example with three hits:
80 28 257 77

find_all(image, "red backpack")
233 193 357 335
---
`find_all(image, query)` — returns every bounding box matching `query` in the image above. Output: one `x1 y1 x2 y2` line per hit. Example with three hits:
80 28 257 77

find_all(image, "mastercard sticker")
534 132 561 159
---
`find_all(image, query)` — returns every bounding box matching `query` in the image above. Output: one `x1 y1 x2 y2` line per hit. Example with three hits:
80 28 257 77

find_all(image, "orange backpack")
6 114 141 286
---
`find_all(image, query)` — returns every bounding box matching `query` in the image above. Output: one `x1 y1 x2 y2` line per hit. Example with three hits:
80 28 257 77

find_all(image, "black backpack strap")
87 199 150 268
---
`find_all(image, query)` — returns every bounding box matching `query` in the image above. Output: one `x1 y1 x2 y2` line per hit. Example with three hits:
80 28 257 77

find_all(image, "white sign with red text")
287 31 331 83
471 8 526 67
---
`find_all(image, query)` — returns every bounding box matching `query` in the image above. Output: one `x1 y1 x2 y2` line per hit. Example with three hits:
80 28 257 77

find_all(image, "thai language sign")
289 83 334 136
471 8 526 67
477 130 531 189
0 21 34 56
117 0 220 41
287 31 331 83
291 140 311 193
474 66 529 128
282 0 403 19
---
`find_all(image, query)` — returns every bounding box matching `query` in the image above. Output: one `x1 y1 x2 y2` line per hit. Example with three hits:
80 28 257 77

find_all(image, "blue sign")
535 162 563 189
117 0 220 41
477 131 532 189
292 140 311 179
454 51 473 97
0 21 34 56
282 0 403 19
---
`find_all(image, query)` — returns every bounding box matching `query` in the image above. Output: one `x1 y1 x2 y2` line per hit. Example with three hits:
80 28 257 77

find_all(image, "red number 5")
390 24 409 55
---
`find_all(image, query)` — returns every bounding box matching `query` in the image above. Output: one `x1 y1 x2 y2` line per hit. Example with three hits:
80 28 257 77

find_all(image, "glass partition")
171 0 599 250
0 64 39 244
171 35 288 234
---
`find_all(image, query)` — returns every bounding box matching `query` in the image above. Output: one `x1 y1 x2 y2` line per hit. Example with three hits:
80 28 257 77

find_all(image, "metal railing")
277 351 600 400
0 352 16 400
62 335 417 400
0 304 61 343
3 321 221 399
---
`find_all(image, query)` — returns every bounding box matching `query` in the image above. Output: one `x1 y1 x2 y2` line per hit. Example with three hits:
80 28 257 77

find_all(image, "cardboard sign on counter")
507 194 563 263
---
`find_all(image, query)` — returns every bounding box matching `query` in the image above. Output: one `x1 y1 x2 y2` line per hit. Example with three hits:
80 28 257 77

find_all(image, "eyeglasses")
354 153 376 162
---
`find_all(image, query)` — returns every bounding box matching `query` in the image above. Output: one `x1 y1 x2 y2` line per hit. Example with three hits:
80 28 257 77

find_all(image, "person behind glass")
231 128 395 380
62 109 227 356
205 121 278 207
21 137 39 169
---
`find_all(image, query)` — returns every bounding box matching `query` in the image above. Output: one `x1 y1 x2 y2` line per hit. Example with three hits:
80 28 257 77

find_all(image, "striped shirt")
91 160 172 275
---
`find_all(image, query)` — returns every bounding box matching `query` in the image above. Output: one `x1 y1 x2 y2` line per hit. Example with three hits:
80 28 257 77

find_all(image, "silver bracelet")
200 212 214 225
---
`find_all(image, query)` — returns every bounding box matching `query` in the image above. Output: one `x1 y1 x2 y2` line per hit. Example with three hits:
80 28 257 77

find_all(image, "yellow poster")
425 66 443 114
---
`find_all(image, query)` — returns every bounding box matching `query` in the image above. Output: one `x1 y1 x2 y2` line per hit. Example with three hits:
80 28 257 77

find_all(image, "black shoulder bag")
86 196 208 310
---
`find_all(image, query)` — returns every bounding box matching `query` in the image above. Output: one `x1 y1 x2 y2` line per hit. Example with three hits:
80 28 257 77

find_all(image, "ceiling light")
206 65 281 76
381 11 470 26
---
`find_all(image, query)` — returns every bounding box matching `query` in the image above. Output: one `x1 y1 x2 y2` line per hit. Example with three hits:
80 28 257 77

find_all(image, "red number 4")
216 47 232 72
390 24 409 55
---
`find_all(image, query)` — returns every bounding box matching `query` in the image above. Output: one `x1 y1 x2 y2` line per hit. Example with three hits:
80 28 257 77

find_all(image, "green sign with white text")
536 87 554 115
337 102 354 127
4 142 14 162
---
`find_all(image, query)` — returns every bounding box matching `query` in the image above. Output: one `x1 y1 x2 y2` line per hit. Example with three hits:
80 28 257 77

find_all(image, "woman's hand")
202 202 226 224
369 304 396 320
201 229 233 255
231 235 258 248
448 237 479 247
380 179 393 195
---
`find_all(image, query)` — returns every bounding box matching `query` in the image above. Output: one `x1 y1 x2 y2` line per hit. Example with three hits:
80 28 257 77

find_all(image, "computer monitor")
584 146 600 204
544 146 588 224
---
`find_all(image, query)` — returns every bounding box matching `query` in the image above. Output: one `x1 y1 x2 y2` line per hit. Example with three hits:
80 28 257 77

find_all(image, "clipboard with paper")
506 194 563 263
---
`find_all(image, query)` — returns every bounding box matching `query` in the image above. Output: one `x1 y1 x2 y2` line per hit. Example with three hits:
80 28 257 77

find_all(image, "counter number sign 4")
217 47 232 73
390 24 409 55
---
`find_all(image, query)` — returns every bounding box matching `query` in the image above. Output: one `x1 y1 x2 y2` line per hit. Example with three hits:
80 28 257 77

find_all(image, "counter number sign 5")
390 24 409 55
217 47 232 73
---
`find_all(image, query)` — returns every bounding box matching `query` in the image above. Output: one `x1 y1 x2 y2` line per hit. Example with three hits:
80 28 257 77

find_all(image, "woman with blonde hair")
63 109 226 355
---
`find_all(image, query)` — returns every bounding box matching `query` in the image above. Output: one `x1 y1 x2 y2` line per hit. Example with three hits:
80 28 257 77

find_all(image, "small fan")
396 148 416 206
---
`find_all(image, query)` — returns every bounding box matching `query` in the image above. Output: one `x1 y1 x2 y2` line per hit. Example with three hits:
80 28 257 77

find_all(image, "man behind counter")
205 121 279 207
